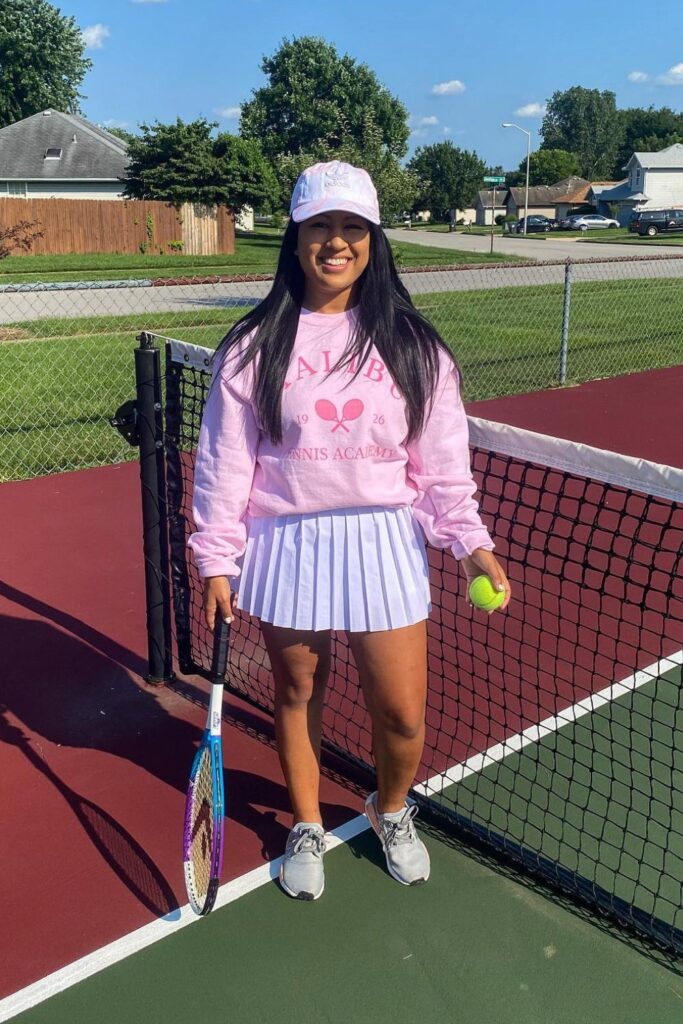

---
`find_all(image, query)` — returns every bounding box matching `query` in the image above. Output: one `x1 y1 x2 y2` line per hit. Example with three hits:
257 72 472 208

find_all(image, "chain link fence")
2 253 683 482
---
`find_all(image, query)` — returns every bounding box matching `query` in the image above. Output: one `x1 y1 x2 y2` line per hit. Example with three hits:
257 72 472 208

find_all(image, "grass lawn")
559 228 629 240
0 235 285 284
0 233 514 286
577 233 683 246
2 277 682 481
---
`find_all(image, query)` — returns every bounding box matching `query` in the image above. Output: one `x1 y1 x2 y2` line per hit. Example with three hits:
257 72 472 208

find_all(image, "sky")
65 0 683 171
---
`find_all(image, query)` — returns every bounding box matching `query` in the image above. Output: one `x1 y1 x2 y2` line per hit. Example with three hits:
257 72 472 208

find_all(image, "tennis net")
153 334 683 951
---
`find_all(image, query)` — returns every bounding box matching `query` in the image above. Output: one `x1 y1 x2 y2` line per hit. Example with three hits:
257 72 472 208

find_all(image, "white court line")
0 814 370 1022
414 651 683 797
2 649 681 1020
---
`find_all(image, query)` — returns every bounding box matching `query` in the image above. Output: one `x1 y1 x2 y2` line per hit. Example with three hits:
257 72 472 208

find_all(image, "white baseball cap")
289 160 381 225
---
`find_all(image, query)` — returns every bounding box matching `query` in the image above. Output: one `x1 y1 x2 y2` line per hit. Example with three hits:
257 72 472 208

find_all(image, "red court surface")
468 365 683 469
1 366 681 1003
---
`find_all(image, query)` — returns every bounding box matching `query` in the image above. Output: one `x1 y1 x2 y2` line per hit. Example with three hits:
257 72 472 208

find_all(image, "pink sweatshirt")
189 307 494 579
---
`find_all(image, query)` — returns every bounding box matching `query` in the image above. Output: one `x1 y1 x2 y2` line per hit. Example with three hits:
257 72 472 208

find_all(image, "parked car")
564 214 620 231
559 213 587 230
635 208 683 236
515 215 552 233
628 211 644 233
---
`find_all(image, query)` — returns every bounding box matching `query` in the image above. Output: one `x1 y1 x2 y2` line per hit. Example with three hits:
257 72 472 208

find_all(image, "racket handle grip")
211 618 231 680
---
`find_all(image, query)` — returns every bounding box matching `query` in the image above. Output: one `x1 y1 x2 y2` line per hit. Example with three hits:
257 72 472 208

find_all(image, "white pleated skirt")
235 505 431 632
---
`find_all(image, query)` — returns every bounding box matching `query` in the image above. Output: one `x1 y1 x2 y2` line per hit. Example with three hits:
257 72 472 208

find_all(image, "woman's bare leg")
260 622 331 826
348 620 428 813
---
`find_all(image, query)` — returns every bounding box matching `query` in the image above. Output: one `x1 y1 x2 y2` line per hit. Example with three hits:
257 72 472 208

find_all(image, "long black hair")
213 219 456 444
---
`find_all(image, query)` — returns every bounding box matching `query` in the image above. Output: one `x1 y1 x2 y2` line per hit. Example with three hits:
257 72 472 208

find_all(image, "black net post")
164 351 195 675
135 332 173 684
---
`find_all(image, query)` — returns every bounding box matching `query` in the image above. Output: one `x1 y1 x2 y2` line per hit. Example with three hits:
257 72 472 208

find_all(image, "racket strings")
186 747 215 903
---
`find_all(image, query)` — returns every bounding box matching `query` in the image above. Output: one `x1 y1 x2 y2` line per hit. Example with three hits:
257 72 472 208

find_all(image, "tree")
541 87 622 179
274 112 417 223
522 149 581 186
615 106 683 176
240 36 409 163
0 220 44 259
105 126 137 147
0 0 92 127
213 134 281 213
122 119 280 213
407 142 487 219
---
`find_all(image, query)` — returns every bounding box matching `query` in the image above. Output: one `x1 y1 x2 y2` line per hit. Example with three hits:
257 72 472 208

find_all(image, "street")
2 235 683 325
384 226 683 261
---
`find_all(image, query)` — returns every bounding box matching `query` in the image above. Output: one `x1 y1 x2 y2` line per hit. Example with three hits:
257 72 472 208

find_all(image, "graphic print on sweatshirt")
281 344 406 464
314 398 364 433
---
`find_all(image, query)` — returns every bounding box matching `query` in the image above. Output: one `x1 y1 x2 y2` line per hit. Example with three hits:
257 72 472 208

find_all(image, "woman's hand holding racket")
204 576 238 630
460 549 512 612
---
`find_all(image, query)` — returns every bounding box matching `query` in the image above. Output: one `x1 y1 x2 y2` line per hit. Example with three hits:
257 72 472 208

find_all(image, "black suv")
634 209 683 236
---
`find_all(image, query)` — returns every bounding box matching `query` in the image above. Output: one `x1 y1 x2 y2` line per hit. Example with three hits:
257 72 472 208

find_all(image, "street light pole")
502 122 532 236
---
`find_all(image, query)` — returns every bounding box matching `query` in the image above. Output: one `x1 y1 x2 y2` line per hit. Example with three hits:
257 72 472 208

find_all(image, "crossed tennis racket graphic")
314 398 364 433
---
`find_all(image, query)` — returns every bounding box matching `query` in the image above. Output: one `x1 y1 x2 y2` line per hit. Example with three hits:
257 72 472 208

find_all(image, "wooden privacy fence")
0 197 235 256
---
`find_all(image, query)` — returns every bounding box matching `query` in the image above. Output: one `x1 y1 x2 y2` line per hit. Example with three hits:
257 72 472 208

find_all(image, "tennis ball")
468 575 505 612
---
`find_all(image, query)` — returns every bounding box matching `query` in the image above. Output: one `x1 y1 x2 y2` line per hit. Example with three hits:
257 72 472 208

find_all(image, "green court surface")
440 665 683 934
12 827 683 1024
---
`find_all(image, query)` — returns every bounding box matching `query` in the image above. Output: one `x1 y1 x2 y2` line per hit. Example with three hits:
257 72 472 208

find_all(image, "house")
235 206 255 231
598 143 683 225
474 190 507 226
0 109 128 199
505 177 589 220
554 181 623 220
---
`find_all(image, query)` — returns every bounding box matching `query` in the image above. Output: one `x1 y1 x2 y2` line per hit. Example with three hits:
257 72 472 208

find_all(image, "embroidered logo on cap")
324 168 350 191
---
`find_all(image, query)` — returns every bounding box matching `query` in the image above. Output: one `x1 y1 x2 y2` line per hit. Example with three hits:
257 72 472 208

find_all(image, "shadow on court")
0 712 179 918
0 603 359 910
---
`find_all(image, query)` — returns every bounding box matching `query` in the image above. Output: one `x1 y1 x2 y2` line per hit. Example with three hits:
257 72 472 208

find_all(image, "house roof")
0 109 128 180
476 189 508 208
506 177 590 207
625 142 683 171
597 180 648 202
555 184 592 205
548 176 589 195
557 180 623 205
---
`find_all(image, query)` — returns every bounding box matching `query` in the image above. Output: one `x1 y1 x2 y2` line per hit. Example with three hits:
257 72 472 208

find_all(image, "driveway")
385 227 683 262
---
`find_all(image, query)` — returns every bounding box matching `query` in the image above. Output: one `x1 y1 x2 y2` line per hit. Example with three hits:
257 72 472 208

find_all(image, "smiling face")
296 210 371 313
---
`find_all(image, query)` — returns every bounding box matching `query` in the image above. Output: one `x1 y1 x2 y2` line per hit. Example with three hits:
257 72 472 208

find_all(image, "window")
7 181 27 197
44 147 62 159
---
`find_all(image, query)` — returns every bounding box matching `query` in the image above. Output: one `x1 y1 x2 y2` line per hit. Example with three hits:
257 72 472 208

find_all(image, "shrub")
0 219 45 259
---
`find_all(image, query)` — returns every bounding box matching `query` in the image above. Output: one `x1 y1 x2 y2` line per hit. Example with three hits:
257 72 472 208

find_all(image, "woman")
189 161 511 901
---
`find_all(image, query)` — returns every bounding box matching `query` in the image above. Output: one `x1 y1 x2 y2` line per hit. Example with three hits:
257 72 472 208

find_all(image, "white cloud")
82 24 110 49
628 70 649 82
443 126 451 135
410 115 438 126
410 128 429 139
657 62 683 85
432 80 466 95
102 118 129 129
514 102 547 117
216 106 241 119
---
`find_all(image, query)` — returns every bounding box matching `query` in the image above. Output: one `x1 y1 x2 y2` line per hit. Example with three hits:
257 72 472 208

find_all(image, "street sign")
483 175 505 184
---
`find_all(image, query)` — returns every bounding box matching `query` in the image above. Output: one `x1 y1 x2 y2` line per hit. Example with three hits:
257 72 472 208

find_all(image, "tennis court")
1 365 682 1022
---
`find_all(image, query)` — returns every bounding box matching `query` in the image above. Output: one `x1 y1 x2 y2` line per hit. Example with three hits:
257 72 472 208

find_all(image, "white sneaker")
365 792 430 886
279 822 326 900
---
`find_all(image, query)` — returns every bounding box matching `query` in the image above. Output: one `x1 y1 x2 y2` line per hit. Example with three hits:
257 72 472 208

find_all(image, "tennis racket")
183 618 231 915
